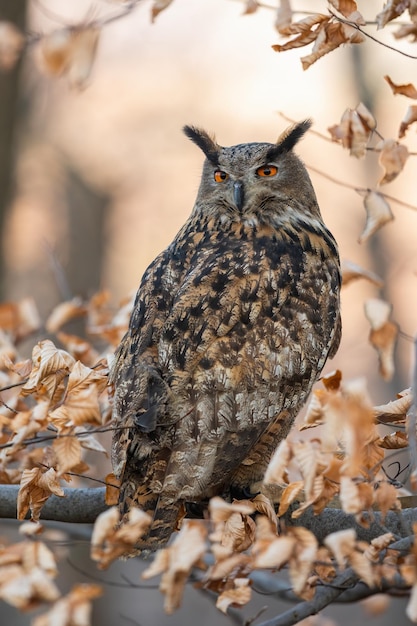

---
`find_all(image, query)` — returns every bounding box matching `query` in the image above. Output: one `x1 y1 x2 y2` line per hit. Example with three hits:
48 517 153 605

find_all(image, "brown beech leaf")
21 340 75 397
253 516 296 568
384 75 417 99
328 1 362 19
292 441 327 503
251 494 277 525
275 0 292 33
220 512 256 553
216 578 251 614
364 299 398 381
278 480 304 516
0 298 41 340
33 583 102 626
349 549 377 587
48 361 107 427
0 21 25 70
339 476 374 515
407 584 417 622
300 20 364 70
399 105 417 138
151 0 174 22
373 481 401 518
321 369 342 391
374 388 412 424
328 103 375 157
39 27 100 89
341 259 383 288
378 431 408 448
288 526 318 597
56 332 99 367
52 437 82 476
209 497 255 523
324 528 356 567
104 473 120 506
394 23 417 40
300 388 329 430
325 378 382 477
376 1 409 29
263 439 292 485
243 0 259 15
377 139 409 184
273 14 329 53
365 533 395 562
45 298 86 333
17 467 65 522
358 191 394 243
91 507 151 568
142 520 207 614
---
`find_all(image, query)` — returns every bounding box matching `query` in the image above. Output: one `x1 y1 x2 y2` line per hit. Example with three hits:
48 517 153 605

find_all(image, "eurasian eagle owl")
110 121 341 553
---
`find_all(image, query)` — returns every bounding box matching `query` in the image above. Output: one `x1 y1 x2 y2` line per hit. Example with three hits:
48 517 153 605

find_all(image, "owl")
110 121 341 554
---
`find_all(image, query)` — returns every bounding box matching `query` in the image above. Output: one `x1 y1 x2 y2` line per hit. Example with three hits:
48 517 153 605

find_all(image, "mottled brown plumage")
110 121 341 553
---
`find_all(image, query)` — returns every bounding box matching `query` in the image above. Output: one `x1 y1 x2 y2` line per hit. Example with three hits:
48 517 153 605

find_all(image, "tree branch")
0 485 109 523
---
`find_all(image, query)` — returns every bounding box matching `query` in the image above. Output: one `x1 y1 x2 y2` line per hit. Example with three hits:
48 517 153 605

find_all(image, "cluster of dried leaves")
0 293 133 623
87 371 417 618
0 274 405 624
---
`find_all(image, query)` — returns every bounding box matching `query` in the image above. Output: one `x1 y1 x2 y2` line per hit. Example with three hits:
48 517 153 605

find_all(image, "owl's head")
183 121 321 224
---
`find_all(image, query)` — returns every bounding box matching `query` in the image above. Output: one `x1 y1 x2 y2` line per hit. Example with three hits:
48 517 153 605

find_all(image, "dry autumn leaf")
104 472 120 506
21 340 75 398
252 516 295 568
377 139 409 184
39 26 100 89
341 259 383 288
216 578 252 614
142 520 207 614
45 298 86 333
328 0 362 18
263 438 292 485
378 431 408 448
384 75 417 99
364 299 398 381
33 583 102 626
358 190 394 243
0 297 41 340
243 0 259 15
328 103 375 157
91 506 151 568
287 526 318 597
151 0 174 22
324 528 356 567
17 467 65 522
48 360 107 428
399 105 417 138
275 0 293 33
376 1 409 29
374 388 412 424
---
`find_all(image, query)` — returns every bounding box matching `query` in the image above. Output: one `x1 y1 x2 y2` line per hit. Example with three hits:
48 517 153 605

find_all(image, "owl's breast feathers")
111 215 340 506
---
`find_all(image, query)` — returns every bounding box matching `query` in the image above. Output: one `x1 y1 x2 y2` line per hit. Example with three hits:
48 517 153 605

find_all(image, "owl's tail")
119 474 183 556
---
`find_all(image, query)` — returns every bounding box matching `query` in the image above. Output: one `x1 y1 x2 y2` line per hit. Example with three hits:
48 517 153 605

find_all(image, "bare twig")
254 568 359 626
329 10 417 60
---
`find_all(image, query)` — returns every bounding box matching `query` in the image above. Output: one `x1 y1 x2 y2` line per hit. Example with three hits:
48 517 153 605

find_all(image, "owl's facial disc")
233 180 244 212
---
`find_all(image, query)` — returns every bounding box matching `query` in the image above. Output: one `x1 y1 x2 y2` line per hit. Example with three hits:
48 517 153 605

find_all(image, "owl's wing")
152 237 340 493
110 249 180 479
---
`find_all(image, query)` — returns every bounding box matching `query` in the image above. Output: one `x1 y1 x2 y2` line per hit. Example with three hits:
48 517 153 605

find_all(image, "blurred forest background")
1 0 417 624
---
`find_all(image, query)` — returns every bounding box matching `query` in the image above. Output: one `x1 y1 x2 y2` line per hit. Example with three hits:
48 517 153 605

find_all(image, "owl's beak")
233 180 244 212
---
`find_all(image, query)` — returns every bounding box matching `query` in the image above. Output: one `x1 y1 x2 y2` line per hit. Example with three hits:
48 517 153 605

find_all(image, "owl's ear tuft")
266 119 312 161
183 125 220 166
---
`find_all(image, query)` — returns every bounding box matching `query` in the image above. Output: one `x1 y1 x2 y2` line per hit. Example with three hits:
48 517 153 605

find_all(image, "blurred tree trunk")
0 0 27 298
65 167 110 299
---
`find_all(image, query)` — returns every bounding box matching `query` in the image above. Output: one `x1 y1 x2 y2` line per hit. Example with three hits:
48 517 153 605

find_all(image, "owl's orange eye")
256 165 278 177
214 170 229 183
